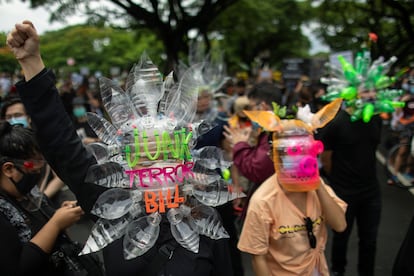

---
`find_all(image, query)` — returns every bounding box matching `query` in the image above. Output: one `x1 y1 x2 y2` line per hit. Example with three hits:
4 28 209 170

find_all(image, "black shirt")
315 109 382 198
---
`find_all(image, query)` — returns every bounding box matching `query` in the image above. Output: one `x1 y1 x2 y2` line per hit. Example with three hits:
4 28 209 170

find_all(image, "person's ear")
260 101 270 111
1 162 15 178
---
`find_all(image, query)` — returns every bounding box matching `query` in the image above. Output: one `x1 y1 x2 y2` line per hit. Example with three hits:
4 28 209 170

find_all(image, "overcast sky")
1 1 329 54
0 1 85 34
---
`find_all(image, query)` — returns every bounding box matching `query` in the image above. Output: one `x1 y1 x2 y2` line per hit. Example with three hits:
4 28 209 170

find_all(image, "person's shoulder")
250 174 279 203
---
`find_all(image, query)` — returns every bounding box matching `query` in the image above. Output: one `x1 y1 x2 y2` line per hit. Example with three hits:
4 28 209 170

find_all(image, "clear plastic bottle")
85 142 123 164
80 205 143 255
99 77 137 131
127 54 163 119
158 72 177 116
191 179 246 207
91 188 142 220
85 162 129 188
86 112 120 145
123 212 162 260
167 207 200 253
320 77 348 87
191 146 232 171
191 205 229 240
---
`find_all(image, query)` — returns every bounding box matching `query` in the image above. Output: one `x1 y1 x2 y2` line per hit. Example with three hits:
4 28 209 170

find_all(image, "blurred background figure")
71 96 100 145
0 95 67 207
86 88 111 122
59 78 77 117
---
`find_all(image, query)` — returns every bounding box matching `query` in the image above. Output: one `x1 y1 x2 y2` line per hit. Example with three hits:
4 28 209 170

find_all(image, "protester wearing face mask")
71 96 100 145
0 121 94 276
0 95 68 207
1 95 31 128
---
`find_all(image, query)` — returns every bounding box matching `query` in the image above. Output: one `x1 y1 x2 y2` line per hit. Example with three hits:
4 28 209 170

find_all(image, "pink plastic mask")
272 131 324 192
243 99 342 192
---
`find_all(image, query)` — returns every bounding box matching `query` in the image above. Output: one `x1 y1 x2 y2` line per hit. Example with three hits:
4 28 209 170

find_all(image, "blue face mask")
402 83 414 94
73 107 87 118
8 116 29 128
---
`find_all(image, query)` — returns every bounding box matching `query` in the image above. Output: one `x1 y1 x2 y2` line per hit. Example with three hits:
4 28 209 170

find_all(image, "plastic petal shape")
167 207 200 253
123 213 162 260
91 188 141 220
191 205 229 240
85 162 129 188
192 179 246 207
86 112 120 145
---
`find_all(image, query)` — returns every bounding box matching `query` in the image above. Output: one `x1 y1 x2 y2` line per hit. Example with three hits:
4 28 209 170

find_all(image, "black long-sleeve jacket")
17 69 233 276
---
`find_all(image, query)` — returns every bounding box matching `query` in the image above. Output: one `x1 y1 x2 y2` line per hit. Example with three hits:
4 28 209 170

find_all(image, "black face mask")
9 167 43 196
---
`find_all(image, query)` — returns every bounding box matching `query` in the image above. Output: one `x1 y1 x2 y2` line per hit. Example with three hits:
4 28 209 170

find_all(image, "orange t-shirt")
238 174 347 276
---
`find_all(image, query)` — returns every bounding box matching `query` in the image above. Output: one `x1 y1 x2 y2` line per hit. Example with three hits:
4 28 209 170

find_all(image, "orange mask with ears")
244 99 342 192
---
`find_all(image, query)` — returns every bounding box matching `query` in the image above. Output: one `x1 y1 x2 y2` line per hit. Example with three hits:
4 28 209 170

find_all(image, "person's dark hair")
248 82 282 105
236 79 246 88
0 95 23 119
0 121 40 164
88 88 103 102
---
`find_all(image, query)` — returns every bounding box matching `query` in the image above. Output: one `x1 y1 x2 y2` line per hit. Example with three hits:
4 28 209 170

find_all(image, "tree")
38 25 163 76
0 32 20 73
310 0 414 66
211 0 312 74
22 0 240 72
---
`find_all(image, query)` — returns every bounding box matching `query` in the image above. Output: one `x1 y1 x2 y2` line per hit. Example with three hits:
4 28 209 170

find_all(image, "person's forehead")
198 90 212 98
5 103 26 115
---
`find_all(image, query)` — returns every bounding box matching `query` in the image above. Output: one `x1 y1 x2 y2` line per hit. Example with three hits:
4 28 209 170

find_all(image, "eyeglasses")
11 159 46 173
304 217 316 249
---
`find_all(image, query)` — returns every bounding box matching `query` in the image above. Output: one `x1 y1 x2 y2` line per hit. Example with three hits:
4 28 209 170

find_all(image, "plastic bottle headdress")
79 53 245 258
321 34 407 123
243 99 342 192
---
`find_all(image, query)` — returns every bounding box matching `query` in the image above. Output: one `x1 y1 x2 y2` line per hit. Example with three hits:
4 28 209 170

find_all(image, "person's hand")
6 20 44 81
82 137 100 145
6 20 40 61
223 125 252 147
50 205 84 231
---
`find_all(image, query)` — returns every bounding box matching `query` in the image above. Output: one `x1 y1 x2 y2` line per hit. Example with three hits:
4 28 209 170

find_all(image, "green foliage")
272 102 297 119
211 0 312 74
5 0 411 78
311 0 414 65
39 25 164 76
0 32 20 73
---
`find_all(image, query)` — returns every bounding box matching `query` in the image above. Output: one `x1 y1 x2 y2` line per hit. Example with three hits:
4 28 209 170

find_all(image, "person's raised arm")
6 20 45 81
8 20 107 213
316 182 347 232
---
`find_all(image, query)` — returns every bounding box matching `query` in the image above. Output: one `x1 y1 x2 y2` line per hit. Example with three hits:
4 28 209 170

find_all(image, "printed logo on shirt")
278 216 322 234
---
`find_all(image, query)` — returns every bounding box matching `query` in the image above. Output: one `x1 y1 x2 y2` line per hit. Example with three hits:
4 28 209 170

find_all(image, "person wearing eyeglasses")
0 95 68 208
0 122 89 275
237 101 347 276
